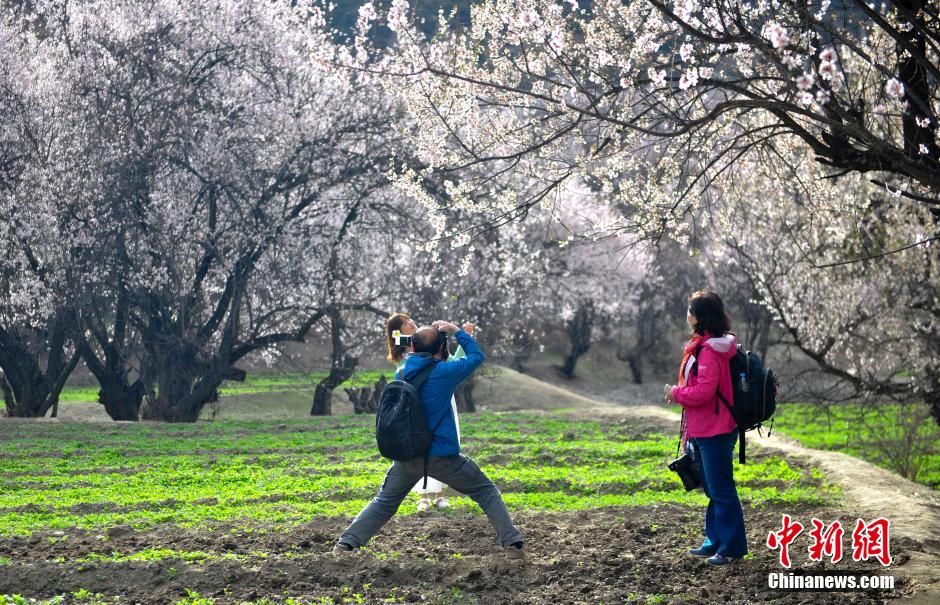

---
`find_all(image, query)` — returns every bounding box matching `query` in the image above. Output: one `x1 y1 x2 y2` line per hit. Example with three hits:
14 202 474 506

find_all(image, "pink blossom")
796 73 814 91
885 78 905 99
517 9 540 29
818 60 837 80
815 89 831 104
765 23 790 49
818 47 837 63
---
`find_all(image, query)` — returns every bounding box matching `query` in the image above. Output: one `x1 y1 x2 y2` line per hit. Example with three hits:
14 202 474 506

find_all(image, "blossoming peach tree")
362 0 937 219
0 0 403 421
707 141 939 420
337 0 939 421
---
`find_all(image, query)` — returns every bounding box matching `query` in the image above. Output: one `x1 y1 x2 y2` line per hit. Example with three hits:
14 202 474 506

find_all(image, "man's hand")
462 323 475 336
432 320 460 335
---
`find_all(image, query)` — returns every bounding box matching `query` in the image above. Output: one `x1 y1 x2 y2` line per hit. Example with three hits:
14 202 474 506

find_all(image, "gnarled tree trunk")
98 378 145 422
346 375 386 414
311 307 358 416
454 375 477 413
560 301 596 379
0 313 81 418
311 353 357 416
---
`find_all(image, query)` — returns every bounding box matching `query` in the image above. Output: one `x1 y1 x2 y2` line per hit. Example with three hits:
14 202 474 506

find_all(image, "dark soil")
0 503 915 604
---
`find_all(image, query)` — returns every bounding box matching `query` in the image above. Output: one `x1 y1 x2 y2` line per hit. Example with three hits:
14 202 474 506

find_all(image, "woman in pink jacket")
665 291 748 566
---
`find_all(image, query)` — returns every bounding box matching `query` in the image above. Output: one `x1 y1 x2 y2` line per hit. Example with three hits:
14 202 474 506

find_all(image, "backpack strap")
715 389 744 463
696 342 747 465
406 360 439 390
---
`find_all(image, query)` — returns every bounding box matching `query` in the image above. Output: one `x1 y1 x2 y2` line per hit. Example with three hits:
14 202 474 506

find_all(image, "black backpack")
694 344 778 464
375 359 450 487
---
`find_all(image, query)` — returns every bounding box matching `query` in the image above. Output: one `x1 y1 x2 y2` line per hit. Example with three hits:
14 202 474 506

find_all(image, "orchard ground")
1 368 938 604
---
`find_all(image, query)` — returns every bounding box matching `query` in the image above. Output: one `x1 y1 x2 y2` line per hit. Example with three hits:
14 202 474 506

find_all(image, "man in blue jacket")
334 321 525 559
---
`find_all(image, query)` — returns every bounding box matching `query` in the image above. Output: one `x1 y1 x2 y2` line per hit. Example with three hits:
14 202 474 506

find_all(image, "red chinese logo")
808 518 844 563
767 515 893 568
851 517 892 566
766 514 804 568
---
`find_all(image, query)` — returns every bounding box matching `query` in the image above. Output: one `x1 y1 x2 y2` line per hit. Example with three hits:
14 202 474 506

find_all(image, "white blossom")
648 68 667 87
885 78 905 99
679 68 698 90
765 22 790 49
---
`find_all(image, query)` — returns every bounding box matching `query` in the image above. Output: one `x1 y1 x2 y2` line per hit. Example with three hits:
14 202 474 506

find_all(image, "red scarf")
678 333 708 386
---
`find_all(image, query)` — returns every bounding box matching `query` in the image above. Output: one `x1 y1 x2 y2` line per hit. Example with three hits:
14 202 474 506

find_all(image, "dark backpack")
694 344 778 464
375 359 450 487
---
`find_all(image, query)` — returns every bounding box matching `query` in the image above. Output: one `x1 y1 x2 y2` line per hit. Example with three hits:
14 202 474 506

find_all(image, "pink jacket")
672 334 737 438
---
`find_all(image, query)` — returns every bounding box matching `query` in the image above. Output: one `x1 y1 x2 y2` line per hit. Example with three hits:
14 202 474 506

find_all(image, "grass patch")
0 412 834 537
58 372 392 404
773 402 939 489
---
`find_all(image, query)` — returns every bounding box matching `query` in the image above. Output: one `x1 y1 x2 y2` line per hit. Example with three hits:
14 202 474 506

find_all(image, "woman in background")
664 291 748 566
385 312 469 511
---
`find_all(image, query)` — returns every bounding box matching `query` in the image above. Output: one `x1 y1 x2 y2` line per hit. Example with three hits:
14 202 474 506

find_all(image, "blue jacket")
395 330 484 456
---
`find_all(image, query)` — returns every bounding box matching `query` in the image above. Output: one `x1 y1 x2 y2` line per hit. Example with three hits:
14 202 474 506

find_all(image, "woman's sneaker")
705 553 738 566
434 497 450 509
689 547 717 558
417 498 432 512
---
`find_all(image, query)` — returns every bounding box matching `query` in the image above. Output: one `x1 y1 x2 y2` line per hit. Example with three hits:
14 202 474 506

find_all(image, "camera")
438 330 450 361
668 440 703 492
668 453 701 491
392 330 413 347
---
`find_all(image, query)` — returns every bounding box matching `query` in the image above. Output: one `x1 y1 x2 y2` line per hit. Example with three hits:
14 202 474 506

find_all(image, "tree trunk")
559 301 595 379
454 375 477 413
80 283 148 420
81 332 145 421
626 351 643 384
311 307 357 416
311 353 357 416
756 320 771 362
98 379 145 421
140 340 198 421
511 336 533 373
138 338 243 423
346 375 386 414
0 312 81 417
